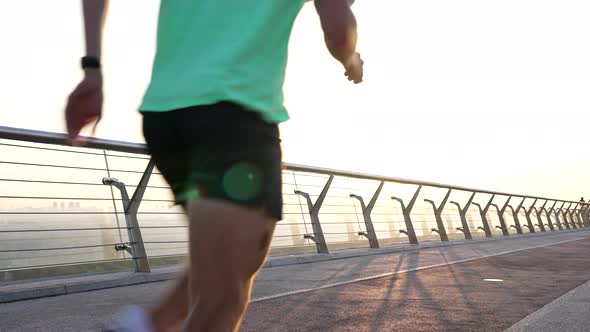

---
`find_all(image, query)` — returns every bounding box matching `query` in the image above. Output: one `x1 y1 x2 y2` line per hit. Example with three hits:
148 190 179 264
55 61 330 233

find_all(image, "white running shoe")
103 305 155 332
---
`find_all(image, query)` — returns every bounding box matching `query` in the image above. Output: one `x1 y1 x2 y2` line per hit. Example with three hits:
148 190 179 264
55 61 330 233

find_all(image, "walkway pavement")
1 229 589 331
507 279 590 332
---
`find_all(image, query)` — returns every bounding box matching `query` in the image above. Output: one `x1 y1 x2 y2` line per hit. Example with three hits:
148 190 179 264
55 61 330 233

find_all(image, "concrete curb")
1 228 589 304
0 270 183 303
0 286 67 303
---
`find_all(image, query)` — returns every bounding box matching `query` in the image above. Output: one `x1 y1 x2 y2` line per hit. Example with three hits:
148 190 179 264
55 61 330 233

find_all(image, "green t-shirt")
139 0 305 123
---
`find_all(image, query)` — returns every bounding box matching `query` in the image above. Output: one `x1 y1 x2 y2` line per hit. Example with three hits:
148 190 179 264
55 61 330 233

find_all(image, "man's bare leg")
149 206 192 332
149 267 190 332
182 199 276 332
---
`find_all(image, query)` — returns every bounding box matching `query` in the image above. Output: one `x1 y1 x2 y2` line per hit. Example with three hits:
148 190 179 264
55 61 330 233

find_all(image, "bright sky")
1 1 589 200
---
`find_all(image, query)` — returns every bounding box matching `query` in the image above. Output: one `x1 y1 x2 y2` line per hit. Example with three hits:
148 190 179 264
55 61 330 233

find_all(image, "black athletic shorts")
142 102 283 220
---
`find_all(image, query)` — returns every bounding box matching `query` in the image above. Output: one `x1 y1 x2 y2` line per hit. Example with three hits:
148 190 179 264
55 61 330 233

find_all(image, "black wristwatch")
81 56 101 69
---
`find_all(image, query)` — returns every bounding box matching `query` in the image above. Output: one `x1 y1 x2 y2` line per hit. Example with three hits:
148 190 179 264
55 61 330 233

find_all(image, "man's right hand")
344 52 363 84
65 70 103 142
315 0 362 84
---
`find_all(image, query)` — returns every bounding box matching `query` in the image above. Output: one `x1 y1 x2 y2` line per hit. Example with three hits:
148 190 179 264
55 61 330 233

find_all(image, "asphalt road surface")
241 238 590 331
1 232 589 331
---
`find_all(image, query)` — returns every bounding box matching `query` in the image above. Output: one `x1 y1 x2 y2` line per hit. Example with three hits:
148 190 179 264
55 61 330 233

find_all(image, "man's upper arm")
314 0 355 36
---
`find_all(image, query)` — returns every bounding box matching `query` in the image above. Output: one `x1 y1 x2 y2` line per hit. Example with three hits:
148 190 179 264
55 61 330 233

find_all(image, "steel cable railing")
1 126 589 280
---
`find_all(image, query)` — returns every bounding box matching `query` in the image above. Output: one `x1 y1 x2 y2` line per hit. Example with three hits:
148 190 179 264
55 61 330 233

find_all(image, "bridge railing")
0 126 588 280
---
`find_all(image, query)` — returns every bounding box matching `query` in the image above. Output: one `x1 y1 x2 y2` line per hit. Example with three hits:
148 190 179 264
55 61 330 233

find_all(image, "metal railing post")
572 204 581 228
391 185 421 245
572 205 582 228
506 205 523 233
490 196 511 236
555 202 570 229
508 199 530 234
517 197 535 233
511 197 526 234
294 175 333 254
576 204 585 228
350 181 383 249
562 202 572 229
566 203 577 229
424 189 452 242
472 194 494 238
538 200 554 231
556 207 566 229
559 202 571 229
583 204 590 227
102 159 155 273
576 204 586 228
546 201 561 230
527 199 545 232
450 192 475 240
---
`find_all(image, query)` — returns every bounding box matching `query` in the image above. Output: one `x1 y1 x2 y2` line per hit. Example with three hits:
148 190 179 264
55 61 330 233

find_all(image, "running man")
65 0 363 331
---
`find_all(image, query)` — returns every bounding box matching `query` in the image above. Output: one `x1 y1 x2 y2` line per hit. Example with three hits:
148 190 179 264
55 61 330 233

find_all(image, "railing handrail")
0 125 585 205
0 126 148 154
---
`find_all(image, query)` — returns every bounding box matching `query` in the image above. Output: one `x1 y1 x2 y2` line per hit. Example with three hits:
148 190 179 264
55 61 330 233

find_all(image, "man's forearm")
83 0 108 58
315 0 358 67
324 23 357 67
